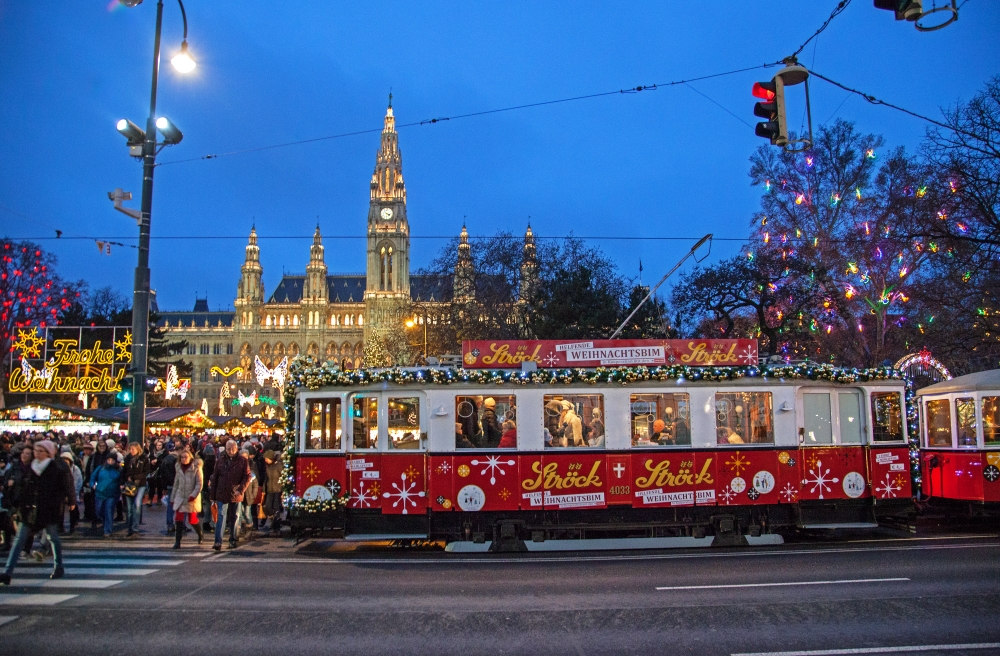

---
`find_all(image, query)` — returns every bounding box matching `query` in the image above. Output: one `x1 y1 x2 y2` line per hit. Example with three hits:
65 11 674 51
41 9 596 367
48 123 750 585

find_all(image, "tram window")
871 392 904 442
983 397 1000 446
839 392 864 444
305 398 341 450
455 395 517 449
543 394 605 448
925 399 952 447
631 393 690 446
715 392 773 445
388 397 421 450
803 393 834 445
955 397 977 447
351 396 378 450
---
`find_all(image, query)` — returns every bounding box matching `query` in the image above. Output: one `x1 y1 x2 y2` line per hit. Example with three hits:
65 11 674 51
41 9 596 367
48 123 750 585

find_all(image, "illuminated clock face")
380 207 393 220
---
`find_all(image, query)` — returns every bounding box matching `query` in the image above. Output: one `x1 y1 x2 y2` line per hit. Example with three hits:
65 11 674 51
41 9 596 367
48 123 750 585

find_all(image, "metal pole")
609 234 712 339
128 0 164 445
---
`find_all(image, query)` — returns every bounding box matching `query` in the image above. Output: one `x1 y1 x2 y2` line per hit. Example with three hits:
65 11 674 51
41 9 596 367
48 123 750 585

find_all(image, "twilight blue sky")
1 1 997 312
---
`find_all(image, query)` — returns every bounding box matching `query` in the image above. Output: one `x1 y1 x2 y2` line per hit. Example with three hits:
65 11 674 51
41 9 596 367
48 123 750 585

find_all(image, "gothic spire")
371 100 405 202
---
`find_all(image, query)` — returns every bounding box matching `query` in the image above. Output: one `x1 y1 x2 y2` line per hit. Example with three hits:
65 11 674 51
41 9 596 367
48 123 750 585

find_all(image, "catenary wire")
789 0 853 60
155 63 778 167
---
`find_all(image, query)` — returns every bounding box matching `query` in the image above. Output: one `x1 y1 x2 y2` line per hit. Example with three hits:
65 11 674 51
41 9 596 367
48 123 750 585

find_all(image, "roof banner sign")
461 339 759 369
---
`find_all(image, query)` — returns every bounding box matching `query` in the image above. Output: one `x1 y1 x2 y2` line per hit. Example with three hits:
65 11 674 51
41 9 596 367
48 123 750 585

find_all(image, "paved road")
1 524 999 656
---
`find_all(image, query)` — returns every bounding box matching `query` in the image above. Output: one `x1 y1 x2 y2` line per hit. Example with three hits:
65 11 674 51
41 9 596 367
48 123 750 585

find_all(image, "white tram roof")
917 369 1000 396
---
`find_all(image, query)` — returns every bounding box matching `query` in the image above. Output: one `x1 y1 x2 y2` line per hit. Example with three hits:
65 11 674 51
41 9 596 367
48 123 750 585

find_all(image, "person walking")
121 443 151 538
171 450 204 548
1 445 33 555
1 440 76 585
158 447 178 533
59 452 83 534
89 452 122 538
209 440 250 551
199 443 216 530
79 442 97 526
261 450 283 536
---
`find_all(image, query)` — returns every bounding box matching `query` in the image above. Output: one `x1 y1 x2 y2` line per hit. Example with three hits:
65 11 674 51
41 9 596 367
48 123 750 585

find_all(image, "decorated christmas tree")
363 331 392 368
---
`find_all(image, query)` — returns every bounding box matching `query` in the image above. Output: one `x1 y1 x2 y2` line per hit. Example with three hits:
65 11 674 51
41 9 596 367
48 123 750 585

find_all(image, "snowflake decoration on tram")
542 352 559 367
779 483 798 503
350 480 379 508
737 345 757 365
983 465 1000 483
718 487 737 504
382 473 425 514
874 473 904 498
801 460 839 499
470 456 517 485
435 461 452 475
725 452 750 477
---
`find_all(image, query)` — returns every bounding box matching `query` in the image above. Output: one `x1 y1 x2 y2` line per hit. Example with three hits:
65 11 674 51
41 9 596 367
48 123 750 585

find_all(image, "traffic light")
752 65 811 152
752 79 785 146
873 0 922 21
116 376 134 406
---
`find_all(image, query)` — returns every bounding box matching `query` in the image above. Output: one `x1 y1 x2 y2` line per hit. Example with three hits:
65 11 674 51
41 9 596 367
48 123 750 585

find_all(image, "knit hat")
484 398 496 408
84 442 96 450
105 439 117 450
35 439 57 458
263 449 276 461
60 452 74 462
202 444 215 455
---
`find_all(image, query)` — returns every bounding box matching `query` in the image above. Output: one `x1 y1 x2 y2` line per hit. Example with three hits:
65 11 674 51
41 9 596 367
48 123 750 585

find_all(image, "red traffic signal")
752 79 785 146
752 81 776 102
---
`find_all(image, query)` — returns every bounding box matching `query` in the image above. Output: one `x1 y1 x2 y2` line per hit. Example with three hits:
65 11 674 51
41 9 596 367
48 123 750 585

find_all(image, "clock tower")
364 96 411 359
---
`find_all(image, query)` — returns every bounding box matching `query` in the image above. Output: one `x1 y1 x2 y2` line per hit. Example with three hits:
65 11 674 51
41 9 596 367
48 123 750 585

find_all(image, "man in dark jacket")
480 398 503 448
199 443 216 530
158 448 178 533
1 440 75 584
209 440 250 551
122 443 152 537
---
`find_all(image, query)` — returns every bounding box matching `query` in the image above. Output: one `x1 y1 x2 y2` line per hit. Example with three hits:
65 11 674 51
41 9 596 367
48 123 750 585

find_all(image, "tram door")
797 389 870 501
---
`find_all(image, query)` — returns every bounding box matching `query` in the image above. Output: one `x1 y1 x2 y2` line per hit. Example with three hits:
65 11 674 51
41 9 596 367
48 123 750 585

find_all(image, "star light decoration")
13 327 44 358
113 331 132 362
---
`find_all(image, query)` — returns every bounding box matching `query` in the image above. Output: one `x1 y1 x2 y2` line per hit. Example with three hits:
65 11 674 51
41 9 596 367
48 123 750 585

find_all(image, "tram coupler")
710 514 748 547
489 521 528 553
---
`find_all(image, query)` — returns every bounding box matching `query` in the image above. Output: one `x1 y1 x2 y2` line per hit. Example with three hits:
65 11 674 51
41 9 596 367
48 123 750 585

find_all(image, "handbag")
122 481 139 497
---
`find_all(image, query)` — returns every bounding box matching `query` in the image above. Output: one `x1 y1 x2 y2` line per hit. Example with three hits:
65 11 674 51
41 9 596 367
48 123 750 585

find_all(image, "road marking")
733 643 1000 655
10 579 123 589
657 577 909 591
0 616 17 627
13 568 157 577
59 558 182 566
0 594 77 606
204 541 1000 565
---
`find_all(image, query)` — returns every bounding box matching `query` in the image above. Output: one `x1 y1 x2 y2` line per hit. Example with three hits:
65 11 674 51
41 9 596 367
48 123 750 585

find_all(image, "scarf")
31 457 52 476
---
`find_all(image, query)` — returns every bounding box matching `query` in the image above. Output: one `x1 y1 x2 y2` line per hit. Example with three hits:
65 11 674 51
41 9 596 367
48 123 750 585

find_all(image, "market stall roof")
917 369 1000 396
72 406 219 427
1 402 98 418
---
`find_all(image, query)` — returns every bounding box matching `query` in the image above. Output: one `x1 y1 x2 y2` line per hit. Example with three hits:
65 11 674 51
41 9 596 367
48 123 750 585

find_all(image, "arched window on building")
279 315 285 327
387 246 393 291
307 342 318 356
273 342 284 356
292 315 299 327
358 314 364 326
288 343 300 356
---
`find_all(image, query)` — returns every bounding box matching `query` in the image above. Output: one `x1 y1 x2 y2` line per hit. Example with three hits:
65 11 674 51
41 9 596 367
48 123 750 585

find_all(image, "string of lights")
155 62 778 167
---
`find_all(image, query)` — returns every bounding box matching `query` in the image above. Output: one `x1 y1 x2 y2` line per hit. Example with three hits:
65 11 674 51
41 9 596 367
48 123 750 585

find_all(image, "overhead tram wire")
155 63 778 167
808 70 979 140
788 0 853 60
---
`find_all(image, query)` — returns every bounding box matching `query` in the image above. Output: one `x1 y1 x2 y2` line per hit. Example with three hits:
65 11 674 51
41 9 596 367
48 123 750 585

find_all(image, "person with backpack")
158 447 178 533
122 443 151 538
89 452 122 538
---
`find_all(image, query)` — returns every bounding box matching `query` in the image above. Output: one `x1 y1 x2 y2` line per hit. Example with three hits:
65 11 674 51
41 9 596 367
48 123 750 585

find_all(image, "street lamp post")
405 312 428 364
120 0 195 444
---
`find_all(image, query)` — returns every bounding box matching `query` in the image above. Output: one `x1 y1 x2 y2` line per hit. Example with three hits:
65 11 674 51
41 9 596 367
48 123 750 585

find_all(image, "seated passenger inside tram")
456 422 476 449
499 420 517 448
672 418 691 445
588 409 605 447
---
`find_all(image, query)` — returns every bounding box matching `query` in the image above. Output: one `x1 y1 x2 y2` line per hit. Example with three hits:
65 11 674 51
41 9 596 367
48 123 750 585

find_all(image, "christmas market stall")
0 402 118 435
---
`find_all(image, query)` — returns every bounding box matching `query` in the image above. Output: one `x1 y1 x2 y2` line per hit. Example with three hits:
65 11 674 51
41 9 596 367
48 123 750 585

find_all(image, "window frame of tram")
543 394 606 449
984 396 1000 447
455 394 517 449
387 396 423 450
870 391 905 443
301 396 344 452
350 394 380 451
955 396 978 447
714 391 774 446
631 393 691 447
798 389 866 446
924 398 953 448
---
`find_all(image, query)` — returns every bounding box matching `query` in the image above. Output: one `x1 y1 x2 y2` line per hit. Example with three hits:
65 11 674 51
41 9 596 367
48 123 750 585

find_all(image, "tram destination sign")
7 325 131 394
462 339 758 369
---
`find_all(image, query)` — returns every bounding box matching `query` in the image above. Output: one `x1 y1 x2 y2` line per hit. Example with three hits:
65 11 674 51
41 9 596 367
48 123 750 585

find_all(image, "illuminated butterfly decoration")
254 355 288 389
237 389 258 407
20 358 56 387
164 364 191 400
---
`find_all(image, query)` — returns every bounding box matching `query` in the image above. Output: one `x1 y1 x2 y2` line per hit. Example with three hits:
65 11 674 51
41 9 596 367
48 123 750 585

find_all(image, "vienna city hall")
158 101 536 412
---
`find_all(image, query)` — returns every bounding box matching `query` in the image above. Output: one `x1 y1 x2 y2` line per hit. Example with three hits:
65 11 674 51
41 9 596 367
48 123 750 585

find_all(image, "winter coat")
481 407 502 448
561 411 583 446
210 452 251 503
90 462 122 500
264 458 284 494
171 459 204 513
69 463 84 501
498 428 517 449
123 453 152 487
85 446 111 485
1 461 31 512
245 470 260 506
22 458 76 530
158 452 178 488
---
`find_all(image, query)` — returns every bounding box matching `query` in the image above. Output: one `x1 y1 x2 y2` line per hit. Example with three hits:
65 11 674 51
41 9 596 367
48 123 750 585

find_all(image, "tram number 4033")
609 486 631 495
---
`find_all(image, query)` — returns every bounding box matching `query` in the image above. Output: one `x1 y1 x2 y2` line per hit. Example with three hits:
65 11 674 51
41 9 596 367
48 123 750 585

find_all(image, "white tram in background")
289 364 913 549
918 369 1000 508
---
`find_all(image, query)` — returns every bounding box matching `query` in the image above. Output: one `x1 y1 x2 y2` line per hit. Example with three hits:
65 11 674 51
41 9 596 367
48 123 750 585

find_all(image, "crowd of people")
0 429 286 584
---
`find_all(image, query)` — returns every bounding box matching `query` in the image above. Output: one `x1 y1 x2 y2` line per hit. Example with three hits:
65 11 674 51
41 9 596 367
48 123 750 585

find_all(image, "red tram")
918 369 1000 509
287 351 915 549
